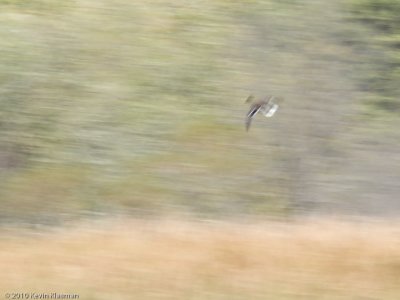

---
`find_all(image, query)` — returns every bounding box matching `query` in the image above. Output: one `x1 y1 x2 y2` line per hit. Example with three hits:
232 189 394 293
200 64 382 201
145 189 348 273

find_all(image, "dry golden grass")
1 218 400 299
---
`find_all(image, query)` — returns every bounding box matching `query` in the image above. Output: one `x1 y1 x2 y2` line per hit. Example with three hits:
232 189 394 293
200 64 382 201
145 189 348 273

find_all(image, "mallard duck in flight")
245 95 280 131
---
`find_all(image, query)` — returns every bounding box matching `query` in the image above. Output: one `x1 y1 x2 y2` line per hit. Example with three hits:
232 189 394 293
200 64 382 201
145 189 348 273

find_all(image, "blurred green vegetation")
1 0 400 222
350 0 400 112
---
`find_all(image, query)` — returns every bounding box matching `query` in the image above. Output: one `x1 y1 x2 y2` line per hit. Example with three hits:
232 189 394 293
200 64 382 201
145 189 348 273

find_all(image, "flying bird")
245 95 280 131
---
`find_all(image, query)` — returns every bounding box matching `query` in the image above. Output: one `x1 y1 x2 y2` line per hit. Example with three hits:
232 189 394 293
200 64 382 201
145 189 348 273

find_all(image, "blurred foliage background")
1 0 400 223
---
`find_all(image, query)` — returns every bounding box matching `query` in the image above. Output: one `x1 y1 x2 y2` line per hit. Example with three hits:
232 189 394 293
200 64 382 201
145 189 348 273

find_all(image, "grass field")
1 218 400 299
3 0 400 219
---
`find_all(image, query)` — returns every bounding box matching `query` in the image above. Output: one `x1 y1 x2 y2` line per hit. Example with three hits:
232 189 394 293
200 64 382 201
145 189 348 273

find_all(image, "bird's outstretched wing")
245 104 262 131
245 116 252 131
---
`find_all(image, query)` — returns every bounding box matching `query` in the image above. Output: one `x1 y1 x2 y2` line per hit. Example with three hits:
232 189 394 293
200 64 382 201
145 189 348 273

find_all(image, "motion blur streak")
1 0 400 219
1 0 400 298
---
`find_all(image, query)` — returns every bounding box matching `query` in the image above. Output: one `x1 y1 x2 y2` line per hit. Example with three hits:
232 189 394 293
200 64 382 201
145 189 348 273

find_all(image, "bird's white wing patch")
264 104 279 117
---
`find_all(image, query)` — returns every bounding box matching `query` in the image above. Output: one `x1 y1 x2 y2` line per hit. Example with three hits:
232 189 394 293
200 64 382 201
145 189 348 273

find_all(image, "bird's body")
245 95 280 131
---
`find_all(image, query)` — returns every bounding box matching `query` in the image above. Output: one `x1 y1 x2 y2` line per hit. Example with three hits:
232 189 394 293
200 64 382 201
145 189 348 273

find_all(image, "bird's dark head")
245 95 255 103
